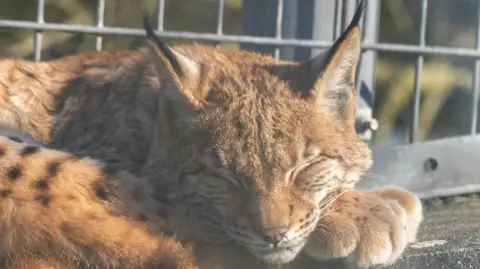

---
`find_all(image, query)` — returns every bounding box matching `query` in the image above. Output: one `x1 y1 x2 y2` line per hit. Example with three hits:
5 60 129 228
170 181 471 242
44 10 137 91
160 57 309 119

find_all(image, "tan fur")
0 4 423 268
10 258 74 269
0 133 423 269
0 136 196 269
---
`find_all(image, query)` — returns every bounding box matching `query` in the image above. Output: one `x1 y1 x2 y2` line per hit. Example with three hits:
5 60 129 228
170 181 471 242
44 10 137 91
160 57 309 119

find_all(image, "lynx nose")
261 227 289 246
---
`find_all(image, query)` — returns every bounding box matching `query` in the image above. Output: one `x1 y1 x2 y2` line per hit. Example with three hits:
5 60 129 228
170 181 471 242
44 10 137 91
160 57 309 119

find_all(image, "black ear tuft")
142 12 170 55
142 12 156 40
332 0 366 49
142 12 186 78
317 0 365 77
348 0 367 31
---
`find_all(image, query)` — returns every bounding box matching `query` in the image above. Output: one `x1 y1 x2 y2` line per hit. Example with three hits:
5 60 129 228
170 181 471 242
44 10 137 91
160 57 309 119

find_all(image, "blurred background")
0 0 479 148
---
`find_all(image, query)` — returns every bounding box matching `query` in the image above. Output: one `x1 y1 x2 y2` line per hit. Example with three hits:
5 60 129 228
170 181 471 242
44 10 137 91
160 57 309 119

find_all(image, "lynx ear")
143 14 206 107
301 0 365 126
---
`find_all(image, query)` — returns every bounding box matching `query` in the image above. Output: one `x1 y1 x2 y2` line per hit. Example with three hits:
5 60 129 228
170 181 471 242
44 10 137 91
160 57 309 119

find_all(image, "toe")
305 212 359 261
347 214 393 269
373 186 423 242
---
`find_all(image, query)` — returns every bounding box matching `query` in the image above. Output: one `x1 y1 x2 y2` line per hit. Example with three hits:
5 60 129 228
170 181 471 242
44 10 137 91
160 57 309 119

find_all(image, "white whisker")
318 188 351 210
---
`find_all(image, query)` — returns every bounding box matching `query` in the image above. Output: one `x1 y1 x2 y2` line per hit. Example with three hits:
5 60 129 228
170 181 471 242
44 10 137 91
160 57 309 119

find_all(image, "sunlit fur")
0 2 423 268
0 38 373 266
141 27 372 263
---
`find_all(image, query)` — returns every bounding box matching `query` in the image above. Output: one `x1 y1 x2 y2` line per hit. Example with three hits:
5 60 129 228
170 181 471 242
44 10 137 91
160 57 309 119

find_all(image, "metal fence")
1 0 480 199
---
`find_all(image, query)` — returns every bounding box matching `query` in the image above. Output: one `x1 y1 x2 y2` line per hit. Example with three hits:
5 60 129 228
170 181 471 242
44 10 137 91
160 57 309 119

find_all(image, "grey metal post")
310 1 337 57
241 0 278 56
344 0 380 141
240 0 317 60
278 0 299 60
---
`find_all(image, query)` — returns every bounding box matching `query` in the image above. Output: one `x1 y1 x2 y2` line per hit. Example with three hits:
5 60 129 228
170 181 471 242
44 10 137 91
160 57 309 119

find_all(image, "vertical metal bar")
333 0 343 39
216 0 225 35
33 0 45 61
157 0 165 31
343 0 356 31
95 0 105 51
311 1 336 58
409 0 428 143
240 0 277 56
215 0 225 49
279 0 298 60
273 0 284 59
354 0 380 142
470 1 480 135
294 0 315 61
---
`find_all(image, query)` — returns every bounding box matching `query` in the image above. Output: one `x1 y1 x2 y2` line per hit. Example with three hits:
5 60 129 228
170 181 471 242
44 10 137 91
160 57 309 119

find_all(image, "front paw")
303 186 423 269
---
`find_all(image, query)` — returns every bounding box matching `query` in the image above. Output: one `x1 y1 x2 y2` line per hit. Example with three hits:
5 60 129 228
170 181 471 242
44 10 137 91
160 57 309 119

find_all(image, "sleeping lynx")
0 1 423 268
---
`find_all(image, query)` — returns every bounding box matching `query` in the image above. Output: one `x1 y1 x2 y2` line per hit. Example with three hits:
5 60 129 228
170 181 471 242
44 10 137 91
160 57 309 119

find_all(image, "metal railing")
1 0 480 198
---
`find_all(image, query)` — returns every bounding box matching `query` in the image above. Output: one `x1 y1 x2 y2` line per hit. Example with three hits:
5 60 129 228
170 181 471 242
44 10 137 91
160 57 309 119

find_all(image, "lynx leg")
304 187 423 269
0 136 196 269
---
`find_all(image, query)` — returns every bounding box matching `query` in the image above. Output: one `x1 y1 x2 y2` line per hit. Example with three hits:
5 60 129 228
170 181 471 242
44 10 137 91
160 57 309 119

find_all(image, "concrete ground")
387 195 480 269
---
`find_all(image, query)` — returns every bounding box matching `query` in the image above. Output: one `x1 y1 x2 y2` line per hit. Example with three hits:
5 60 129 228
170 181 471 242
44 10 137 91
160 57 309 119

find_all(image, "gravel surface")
387 194 480 269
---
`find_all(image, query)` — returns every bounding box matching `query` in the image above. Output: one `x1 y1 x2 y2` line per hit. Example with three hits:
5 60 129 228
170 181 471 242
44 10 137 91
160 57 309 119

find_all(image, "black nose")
261 228 288 246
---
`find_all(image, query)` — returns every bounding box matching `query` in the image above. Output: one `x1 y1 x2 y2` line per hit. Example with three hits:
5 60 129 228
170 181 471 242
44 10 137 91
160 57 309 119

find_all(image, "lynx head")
144 0 371 264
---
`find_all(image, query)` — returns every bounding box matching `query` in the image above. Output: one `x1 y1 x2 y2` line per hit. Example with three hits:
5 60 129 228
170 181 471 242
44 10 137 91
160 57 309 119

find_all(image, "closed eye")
292 159 337 192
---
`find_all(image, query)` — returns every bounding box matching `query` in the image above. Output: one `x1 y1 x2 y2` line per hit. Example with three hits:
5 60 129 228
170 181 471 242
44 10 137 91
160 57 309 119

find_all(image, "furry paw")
303 186 423 269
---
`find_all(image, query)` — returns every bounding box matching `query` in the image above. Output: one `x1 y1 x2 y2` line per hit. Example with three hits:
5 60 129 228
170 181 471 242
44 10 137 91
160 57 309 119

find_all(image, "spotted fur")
0 136 197 269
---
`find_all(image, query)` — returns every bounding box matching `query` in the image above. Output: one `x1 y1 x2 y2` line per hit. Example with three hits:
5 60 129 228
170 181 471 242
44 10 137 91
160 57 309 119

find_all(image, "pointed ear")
292 0 365 127
143 14 207 108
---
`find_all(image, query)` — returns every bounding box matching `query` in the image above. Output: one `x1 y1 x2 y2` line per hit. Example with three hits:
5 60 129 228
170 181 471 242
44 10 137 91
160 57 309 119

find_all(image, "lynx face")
143 2 371 264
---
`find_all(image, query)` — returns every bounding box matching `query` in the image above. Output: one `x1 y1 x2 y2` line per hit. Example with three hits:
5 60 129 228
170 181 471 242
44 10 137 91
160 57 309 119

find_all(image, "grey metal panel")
357 135 480 199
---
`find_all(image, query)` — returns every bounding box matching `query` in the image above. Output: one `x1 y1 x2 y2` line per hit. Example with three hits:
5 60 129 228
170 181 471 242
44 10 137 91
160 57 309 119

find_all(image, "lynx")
0 1 423 268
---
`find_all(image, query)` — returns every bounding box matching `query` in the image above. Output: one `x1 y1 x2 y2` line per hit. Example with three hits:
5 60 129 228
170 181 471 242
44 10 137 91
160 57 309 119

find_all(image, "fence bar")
354 0 380 141
470 2 480 135
241 0 277 56
409 0 428 143
157 0 165 31
95 0 105 51
8 19 480 58
215 0 225 49
273 0 284 58
33 0 45 61
311 1 337 58
333 0 343 40
278 0 298 60
216 0 225 35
